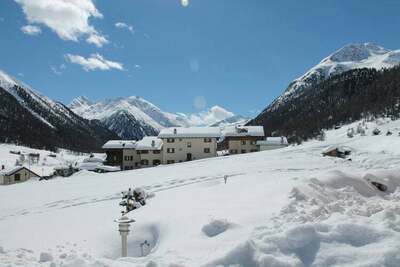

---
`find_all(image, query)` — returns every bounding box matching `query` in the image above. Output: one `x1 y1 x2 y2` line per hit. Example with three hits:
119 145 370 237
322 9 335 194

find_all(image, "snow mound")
207 169 400 267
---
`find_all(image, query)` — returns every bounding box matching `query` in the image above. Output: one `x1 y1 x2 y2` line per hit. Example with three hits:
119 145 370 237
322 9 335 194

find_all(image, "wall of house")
161 137 217 164
0 175 4 185
105 150 123 167
2 169 34 185
227 137 261 154
122 149 141 170
138 150 163 168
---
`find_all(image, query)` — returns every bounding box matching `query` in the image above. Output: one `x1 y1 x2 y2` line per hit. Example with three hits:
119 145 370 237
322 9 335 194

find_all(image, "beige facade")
138 150 162 167
161 137 218 164
122 149 141 170
0 167 39 185
227 137 260 154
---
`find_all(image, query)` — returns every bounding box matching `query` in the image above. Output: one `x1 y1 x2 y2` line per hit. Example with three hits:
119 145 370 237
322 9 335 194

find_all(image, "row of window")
124 159 161 170
229 149 258 154
239 140 257 145
167 148 211 153
166 138 213 143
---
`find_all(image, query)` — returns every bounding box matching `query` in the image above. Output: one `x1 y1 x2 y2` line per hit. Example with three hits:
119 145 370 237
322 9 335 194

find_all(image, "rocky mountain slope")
0 71 118 152
70 97 244 139
249 43 400 141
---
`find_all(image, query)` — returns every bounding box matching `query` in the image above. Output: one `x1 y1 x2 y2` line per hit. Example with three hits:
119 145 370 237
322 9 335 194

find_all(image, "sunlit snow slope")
1 118 400 266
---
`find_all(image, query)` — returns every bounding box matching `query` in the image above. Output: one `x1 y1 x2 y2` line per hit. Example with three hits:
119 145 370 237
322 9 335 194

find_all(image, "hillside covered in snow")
1 117 400 266
250 43 400 142
0 70 118 152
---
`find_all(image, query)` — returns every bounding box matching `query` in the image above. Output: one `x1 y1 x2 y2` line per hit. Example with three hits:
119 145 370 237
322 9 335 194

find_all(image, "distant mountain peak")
69 96 92 109
264 42 400 113
327 43 389 63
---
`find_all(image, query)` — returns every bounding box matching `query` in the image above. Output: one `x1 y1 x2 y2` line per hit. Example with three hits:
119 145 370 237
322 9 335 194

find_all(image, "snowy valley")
1 117 400 266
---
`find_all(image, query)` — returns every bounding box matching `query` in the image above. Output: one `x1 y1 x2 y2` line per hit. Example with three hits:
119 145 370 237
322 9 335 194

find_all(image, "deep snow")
1 118 400 266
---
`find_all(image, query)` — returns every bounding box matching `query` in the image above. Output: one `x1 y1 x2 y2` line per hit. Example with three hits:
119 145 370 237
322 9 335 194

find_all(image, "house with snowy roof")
158 127 221 164
0 165 40 185
257 136 289 151
102 140 140 170
135 136 163 168
220 126 265 154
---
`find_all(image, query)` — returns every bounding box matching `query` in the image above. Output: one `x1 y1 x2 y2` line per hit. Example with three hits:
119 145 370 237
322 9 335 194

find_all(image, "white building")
158 127 221 164
135 136 163 168
257 136 289 151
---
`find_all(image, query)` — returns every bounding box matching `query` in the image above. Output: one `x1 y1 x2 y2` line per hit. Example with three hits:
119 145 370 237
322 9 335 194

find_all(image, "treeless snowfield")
1 119 400 266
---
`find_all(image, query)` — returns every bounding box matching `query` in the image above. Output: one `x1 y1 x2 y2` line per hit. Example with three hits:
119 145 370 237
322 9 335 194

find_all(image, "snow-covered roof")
135 136 163 150
158 127 221 138
0 166 39 176
102 140 137 149
257 137 288 146
222 126 265 137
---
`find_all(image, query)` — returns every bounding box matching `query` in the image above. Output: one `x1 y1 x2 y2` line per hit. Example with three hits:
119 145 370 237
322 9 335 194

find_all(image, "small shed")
0 166 40 185
322 146 351 158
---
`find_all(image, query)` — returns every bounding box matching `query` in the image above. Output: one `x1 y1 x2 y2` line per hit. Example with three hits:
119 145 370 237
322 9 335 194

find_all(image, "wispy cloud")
21 25 41 36
65 54 124 72
15 0 108 47
50 64 66 76
115 22 134 34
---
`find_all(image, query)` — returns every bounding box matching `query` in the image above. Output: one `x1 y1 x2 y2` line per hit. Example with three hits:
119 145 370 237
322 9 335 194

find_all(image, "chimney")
151 140 155 147
173 128 177 135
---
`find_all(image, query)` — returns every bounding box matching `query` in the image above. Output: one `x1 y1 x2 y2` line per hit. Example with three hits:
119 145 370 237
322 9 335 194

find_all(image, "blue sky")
0 0 400 116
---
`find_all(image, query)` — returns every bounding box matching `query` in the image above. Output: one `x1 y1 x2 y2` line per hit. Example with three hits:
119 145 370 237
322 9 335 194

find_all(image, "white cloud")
86 33 108 47
21 25 41 36
65 54 124 72
15 0 108 46
50 64 66 76
185 106 235 126
115 22 134 34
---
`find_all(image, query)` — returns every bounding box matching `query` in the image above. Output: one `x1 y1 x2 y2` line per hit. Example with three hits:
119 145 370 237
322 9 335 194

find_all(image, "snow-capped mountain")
210 115 250 127
70 97 244 139
0 70 118 152
249 42 400 143
266 43 400 112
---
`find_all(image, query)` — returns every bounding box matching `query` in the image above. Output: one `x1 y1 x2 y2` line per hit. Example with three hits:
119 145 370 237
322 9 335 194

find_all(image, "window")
167 160 175 164
135 162 139 167
179 138 183 142
204 138 212 143
229 149 238 154
141 150 149 154
153 160 161 166
167 138 175 143
167 148 175 153
130 156 133 161
141 159 149 165
124 166 129 170
153 150 161 154
250 149 258 152
241 140 246 145
187 142 192 148
204 148 211 153
14 173 21 181
250 140 257 145
241 150 247 154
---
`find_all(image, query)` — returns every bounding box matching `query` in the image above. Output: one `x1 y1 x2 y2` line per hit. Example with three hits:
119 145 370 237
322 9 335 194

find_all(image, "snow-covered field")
0 144 93 177
1 119 400 266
